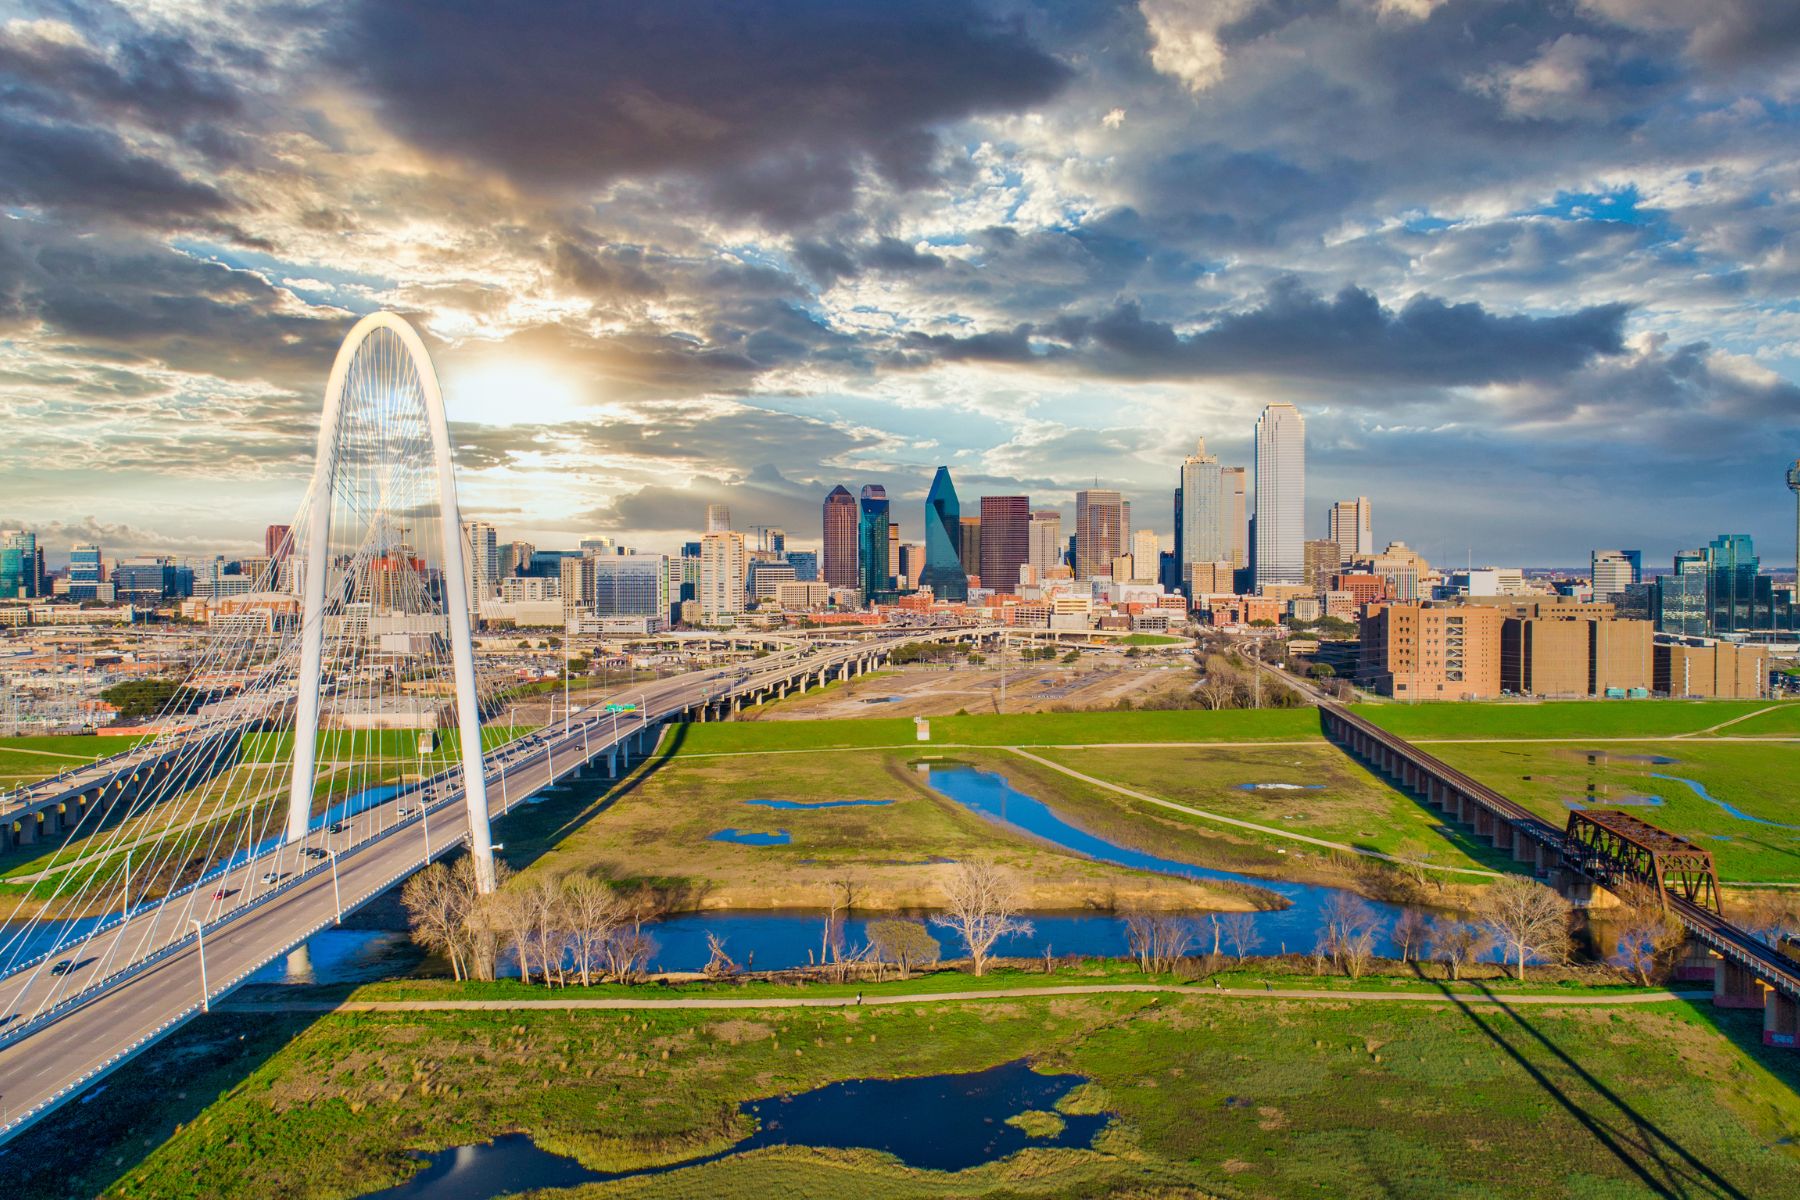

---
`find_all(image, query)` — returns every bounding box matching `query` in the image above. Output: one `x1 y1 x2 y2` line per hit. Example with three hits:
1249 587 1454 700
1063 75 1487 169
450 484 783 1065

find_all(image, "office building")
112 557 192 603
1702 533 1786 634
1327 498 1372 563
918 467 967 601
821 486 859 590
1655 554 1709 636
888 523 901 589
1253 403 1306 588
67 543 105 601
1789 459 1800 588
774 580 830 610
593 554 670 621
1359 603 1503 700
1303 540 1341 592
786 549 818 582
1074 489 1124 578
746 558 797 600
959 517 982 583
1368 542 1429 604
980 496 1031 594
858 485 891 601
264 524 293 562
1174 440 1229 585
1028 510 1062 574
706 504 731 534
501 541 535 577
1656 640 1768 699
899 544 925 591
1131 530 1159 582
699 531 747 624
1590 550 1639 601
462 521 500 611
1185 560 1234 597
1 530 40 599
1223 467 1247 568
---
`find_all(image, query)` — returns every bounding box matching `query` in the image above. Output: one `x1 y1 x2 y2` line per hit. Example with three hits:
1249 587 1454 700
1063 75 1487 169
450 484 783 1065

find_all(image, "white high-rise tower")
1253 403 1306 589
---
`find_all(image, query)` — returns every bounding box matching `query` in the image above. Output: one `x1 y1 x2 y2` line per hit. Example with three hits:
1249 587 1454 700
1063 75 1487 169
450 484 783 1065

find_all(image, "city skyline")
1 3 1797 567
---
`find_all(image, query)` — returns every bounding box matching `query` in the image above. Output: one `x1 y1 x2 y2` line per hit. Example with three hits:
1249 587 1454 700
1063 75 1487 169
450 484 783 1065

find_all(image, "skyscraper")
462 521 500 611
699 531 746 624
1253 403 1306 589
705 504 731 534
821 486 859 589
1788 459 1800 589
1131 529 1159 581
858 484 891 601
979 495 1030 593
68 542 105 601
1074 489 1124 578
1175 439 1234 581
918 467 968 601
1327 498 1372 563
1590 550 1639 601
1 530 39 599
960 517 982 582
1028 510 1062 574
1223 467 1247 568
265 524 293 562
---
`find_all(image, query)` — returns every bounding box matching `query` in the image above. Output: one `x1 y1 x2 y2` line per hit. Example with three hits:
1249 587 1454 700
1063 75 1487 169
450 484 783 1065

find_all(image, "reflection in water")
357 1060 1104 1199
924 763 1440 959
709 828 792 846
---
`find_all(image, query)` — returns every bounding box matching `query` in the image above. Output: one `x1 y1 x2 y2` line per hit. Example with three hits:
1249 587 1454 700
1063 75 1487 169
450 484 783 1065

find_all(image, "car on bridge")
49 959 74 976
211 888 235 901
260 871 283 884
301 847 328 860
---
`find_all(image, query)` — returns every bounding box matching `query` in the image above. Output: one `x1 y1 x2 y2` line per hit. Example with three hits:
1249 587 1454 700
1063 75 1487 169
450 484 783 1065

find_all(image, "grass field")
509 738 1251 912
1033 744 1507 873
676 708 1325 754
1418 740 1800 882
1353 699 1796 740
0 735 128 786
16 980 1797 1199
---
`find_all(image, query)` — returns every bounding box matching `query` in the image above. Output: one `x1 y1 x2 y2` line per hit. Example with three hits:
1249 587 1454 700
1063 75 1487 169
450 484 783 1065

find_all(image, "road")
0 633 927 1141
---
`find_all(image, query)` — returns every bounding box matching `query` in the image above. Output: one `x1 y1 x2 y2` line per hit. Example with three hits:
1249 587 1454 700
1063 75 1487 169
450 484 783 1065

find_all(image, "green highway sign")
603 703 638 713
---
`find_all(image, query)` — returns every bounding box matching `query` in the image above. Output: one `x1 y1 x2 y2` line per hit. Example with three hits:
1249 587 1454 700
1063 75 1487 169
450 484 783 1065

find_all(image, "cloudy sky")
3 0 1798 569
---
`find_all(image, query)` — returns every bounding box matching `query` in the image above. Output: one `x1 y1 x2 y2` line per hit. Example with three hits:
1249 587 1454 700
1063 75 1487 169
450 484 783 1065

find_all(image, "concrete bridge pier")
1765 990 1798 1048
1715 960 1767 1009
1674 939 1718 982
606 747 619 778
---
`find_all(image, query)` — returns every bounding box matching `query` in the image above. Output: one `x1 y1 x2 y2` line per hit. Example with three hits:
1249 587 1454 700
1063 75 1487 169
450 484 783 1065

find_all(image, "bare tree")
868 919 941 980
1476 875 1571 981
703 932 740 979
1744 890 1800 949
822 874 858 969
1124 911 1196 973
1318 893 1382 979
1610 881 1686 986
492 887 538 986
522 875 570 987
1426 917 1490 981
401 863 465 980
932 859 1033 976
563 874 626 986
1220 911 1263 963
1392 908 1430 963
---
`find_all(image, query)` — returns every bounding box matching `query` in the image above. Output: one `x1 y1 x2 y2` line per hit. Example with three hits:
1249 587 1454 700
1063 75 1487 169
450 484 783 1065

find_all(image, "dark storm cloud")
903 280 1628 386
338 0 1071 224
0 119 232 220
0 18 243 134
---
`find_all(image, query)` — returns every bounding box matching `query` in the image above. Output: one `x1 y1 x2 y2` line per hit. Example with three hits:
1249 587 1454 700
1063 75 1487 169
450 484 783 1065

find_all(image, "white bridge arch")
285 311 496 891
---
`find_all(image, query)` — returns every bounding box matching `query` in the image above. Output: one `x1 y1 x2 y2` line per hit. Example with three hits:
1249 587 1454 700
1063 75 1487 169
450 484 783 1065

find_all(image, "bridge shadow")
1431 978 1762 1199
5 1007 318 1198
490 720 692 878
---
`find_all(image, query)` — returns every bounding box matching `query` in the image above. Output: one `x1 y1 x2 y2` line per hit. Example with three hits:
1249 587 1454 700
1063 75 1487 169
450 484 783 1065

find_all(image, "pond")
744 798 895 810
357 1059 1103 1198
921 762 1438 959
709 828 791 846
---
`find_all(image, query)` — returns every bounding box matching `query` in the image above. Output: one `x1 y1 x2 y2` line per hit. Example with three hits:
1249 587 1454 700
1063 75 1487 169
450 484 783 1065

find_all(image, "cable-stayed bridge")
0 313 985 1141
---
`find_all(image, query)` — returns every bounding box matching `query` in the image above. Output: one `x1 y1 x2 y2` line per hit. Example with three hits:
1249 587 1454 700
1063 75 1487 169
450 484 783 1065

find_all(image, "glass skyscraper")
858 485 891 602
1703 534 1776 634
68 543 104 601
918 467 967 601
1253 403 1306 588
822 485 859 590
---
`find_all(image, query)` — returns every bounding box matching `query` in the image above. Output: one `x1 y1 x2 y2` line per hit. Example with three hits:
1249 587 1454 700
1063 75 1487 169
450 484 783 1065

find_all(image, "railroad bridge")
1320 702 1800 1048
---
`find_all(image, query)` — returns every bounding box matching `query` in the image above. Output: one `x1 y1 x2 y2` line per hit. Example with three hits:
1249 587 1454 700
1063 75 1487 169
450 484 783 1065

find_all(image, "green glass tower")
858 484 891 603
918 467 967 601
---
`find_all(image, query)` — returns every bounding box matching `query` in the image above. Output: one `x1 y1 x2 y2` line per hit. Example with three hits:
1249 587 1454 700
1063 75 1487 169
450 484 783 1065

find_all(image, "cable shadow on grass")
1433 979 1748 1200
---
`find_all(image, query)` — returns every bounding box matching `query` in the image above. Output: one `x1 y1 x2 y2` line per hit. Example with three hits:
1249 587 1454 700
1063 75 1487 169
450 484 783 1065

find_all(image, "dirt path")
221 982 1710 1013
1674 704 1788 738
1005 747 1501 878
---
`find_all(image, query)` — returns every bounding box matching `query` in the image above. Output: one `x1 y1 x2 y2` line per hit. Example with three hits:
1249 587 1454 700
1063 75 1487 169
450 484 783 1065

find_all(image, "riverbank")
15 963 1797 1199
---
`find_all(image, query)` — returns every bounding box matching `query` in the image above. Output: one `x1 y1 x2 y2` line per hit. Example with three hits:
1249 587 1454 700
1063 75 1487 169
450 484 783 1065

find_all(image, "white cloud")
1137 0 1257 95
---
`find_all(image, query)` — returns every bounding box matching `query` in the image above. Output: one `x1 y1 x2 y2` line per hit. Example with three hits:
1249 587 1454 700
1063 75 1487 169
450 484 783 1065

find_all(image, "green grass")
508 739 1243 913
1034 743 1507 873
679 709 1325 754
0 735 127 785
1419 740 1800 882
20 985 1799 1199
1112 633 1188 646
1353 700 1792 740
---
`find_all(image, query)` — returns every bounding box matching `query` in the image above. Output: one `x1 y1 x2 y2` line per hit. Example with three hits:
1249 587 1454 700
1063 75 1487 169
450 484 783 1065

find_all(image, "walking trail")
222 983 1710 1014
